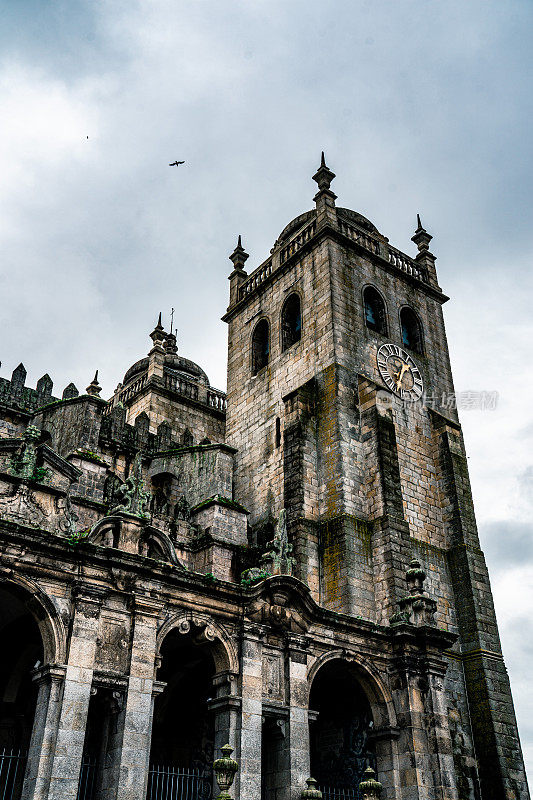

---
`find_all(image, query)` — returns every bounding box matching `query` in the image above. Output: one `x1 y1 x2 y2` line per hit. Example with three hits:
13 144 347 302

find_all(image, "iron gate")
0 749 26 800
320 787 360 800
147 766 212 800
76 755 96 800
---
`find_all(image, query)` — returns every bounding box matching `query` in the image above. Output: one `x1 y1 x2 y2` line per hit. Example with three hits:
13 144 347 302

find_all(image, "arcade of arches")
0 577 410 800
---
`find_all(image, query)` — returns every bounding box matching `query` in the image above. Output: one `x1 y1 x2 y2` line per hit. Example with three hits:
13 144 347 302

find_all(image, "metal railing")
76 755 96 800
147 766 212 800
319 786 360 800
0 749 26 800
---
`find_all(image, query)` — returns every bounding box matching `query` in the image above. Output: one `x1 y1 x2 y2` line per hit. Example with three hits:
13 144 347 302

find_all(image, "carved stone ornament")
261 508 295 577
246 585 308 633
390 559 437 627
109 455 150 519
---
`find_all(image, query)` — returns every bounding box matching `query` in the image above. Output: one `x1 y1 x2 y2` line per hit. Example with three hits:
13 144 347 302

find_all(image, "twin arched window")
364 285 423 354
251 293 302 375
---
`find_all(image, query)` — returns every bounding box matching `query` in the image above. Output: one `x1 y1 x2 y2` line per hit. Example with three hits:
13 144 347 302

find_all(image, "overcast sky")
1 0 532 785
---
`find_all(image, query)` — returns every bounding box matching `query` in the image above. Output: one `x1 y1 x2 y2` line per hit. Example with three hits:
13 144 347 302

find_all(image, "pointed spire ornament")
149 312 166 350
312 151 336 194
86 370 102 397
229 235 249 272
411 213 432 253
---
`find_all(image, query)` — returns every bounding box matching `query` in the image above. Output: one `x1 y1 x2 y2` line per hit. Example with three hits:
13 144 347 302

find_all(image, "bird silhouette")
169 160 185 166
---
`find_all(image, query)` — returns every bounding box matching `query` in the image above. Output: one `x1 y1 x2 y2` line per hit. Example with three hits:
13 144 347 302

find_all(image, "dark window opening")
275 418 281 449
400 307 423 353
363 287 387 335
252 319 270 375
281 293 302 351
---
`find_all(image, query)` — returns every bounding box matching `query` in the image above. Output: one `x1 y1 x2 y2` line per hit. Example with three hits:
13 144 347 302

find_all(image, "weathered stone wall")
126 388 225 444
226 242 335 532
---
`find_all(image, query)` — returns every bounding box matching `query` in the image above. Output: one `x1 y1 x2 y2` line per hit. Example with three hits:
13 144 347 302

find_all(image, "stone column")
21 665 66 800
210 671 241 753
238 624 264 800
287 635 310 800
424 661 459 800
208 672 241 800
48 587 106 800
114 596 163 800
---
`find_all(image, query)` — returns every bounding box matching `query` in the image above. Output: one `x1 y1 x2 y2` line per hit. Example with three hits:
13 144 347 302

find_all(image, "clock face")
377 343 423 400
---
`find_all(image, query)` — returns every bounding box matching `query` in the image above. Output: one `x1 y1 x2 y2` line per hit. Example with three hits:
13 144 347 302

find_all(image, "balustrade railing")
238 260 273 301
207 390 227 412
388 245 428 282
163 373 199 401
0 749 26 800
119 374 147 404
279 219 317 264
338 219 381 256
146 766 212 800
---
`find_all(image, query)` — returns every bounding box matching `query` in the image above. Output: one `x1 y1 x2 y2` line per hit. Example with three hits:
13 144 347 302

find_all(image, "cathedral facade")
0 157 528 800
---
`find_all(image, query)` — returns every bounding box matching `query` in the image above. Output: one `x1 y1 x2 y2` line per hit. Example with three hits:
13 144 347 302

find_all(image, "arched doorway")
309 660 376 800
0 585 44 800
149 628 215 800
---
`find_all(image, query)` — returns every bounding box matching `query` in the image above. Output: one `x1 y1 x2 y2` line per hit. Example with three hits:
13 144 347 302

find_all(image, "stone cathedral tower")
223 155 529 799
0 156 528 800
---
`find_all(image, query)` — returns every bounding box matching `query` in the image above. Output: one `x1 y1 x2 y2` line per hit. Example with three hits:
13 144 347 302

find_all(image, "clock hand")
395 361 411 390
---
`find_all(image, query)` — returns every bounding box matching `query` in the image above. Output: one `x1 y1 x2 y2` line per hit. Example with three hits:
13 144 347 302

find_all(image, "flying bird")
169 160 185 167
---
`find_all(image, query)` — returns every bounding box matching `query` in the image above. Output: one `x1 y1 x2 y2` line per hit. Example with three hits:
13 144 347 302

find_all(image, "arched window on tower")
363 287 387 335
400 307 423 353
281 293 302 351
252 319 270 374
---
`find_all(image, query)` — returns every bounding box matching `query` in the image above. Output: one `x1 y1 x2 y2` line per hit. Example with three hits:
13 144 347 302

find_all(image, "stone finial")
312 151 336 194
359 766 383 799
391 558 437 627
62 382 79 400
411 213 433 253
213 744 238 800
301 777 323 799
406 558 426 594
86 371 102 397
229 235 249 272
149 312 166 350
164 331 178 354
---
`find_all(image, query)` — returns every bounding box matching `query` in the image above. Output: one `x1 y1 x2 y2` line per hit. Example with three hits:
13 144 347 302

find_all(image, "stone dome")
123 354 210 386
275 207 379 246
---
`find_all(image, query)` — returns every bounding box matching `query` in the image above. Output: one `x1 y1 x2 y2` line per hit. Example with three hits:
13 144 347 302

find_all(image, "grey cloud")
480 521 533 570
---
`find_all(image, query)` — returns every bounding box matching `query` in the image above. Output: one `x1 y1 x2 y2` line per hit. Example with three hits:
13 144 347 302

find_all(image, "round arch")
0 575 66 665
362 284 388 337
307 648 397 728
156 611 238 676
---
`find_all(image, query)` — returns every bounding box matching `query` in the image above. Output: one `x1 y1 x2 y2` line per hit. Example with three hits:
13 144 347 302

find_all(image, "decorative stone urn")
300 777 323 799
213 744 239 800
359 766 383 799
